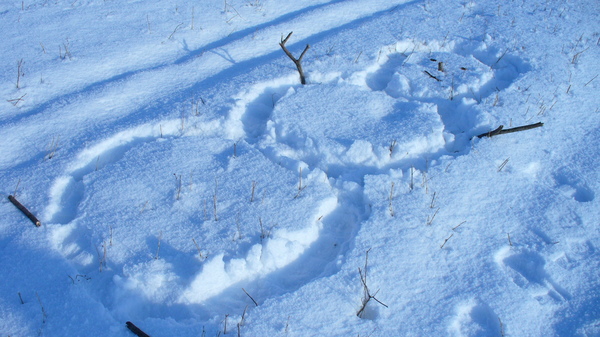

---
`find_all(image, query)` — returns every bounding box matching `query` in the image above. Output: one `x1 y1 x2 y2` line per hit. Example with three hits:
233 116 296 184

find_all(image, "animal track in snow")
554 170 595 202
496 247 570 304
448 298 503 337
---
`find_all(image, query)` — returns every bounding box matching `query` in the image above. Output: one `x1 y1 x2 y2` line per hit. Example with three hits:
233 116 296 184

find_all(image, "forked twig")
280 32 310 84
357 249 388 318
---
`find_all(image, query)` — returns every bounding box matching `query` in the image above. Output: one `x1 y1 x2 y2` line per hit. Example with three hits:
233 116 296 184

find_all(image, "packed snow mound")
263 82 446 169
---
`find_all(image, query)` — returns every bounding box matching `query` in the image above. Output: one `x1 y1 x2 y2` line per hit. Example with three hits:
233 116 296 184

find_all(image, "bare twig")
426 208 440 226
168 23 184 40
16 59 24 89
388 182 395 217
452 221 466 231
155 231 162 259
250 181 257 202
357 249 387 318
8 195 41 227
36 292 47 324
7 93 27 106
585 74 598 87
423 70 442 81
498 158 510 172
279 32 310 84
389 139 397 157
440 233 454 249
242 288 259 306
192 238 204 259
476 122 543 139
293 167 305 199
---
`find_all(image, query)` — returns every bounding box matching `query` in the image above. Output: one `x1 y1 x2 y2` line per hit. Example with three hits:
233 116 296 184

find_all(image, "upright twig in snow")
213 178 219 221
389 139 397 157
357 249 387 318
440 233 454 249
168 23 184 40
16 59 24 89
36 292 47 324
174 173 182 200
242 288 259 306
294 167 305 199
155 232 162 259
388 182 395 217
192 238 204 259
426 208 440 226
250 180 257 202
279 32 310 85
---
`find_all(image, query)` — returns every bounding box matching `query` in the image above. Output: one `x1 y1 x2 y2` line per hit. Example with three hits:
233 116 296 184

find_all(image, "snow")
1 0 599 336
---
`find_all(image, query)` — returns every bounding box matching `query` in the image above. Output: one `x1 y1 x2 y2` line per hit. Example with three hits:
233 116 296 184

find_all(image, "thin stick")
440 233 454 249
498 158 510 172
213 178 218 221
7 93 27 106
250 181 257 202
13 179 21 197
452 221 466 231
242 288 259 306
8 195 41 227
585 74 598 87
16 59 24 89
18 292 24 304
388 182 395 217
155 232 162 259
423 70 442 81
168 23 184 40
476 122 543 139
36 292 47 324
240 305 248 326
426 208 440 226
192 238 203 259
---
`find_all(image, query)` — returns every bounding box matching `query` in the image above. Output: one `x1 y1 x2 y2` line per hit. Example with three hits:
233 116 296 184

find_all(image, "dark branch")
424 70 442 82
476 122 543 139
8 195 41 227
126 321 151 337
279 31 310 84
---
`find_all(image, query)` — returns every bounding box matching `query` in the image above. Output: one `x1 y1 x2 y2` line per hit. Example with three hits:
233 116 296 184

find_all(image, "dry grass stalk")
357 249 388 318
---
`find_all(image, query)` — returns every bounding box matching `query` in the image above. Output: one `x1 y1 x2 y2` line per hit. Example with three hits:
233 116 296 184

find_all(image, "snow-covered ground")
1 0 599 336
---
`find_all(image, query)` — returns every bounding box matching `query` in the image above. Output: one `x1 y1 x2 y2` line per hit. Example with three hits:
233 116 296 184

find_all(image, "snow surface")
1 0 599 336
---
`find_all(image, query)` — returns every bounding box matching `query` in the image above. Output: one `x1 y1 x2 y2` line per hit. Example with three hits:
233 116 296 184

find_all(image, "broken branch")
476 122 543 139
126 321 150 337
8 195 41 227
423 70 442 81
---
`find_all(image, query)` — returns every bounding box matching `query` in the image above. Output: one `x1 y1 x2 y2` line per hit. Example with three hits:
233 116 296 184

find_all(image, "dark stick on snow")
126 321 151 337
279 32 310 85
476 122 543 139
423 70 442 81
8 195 41 227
